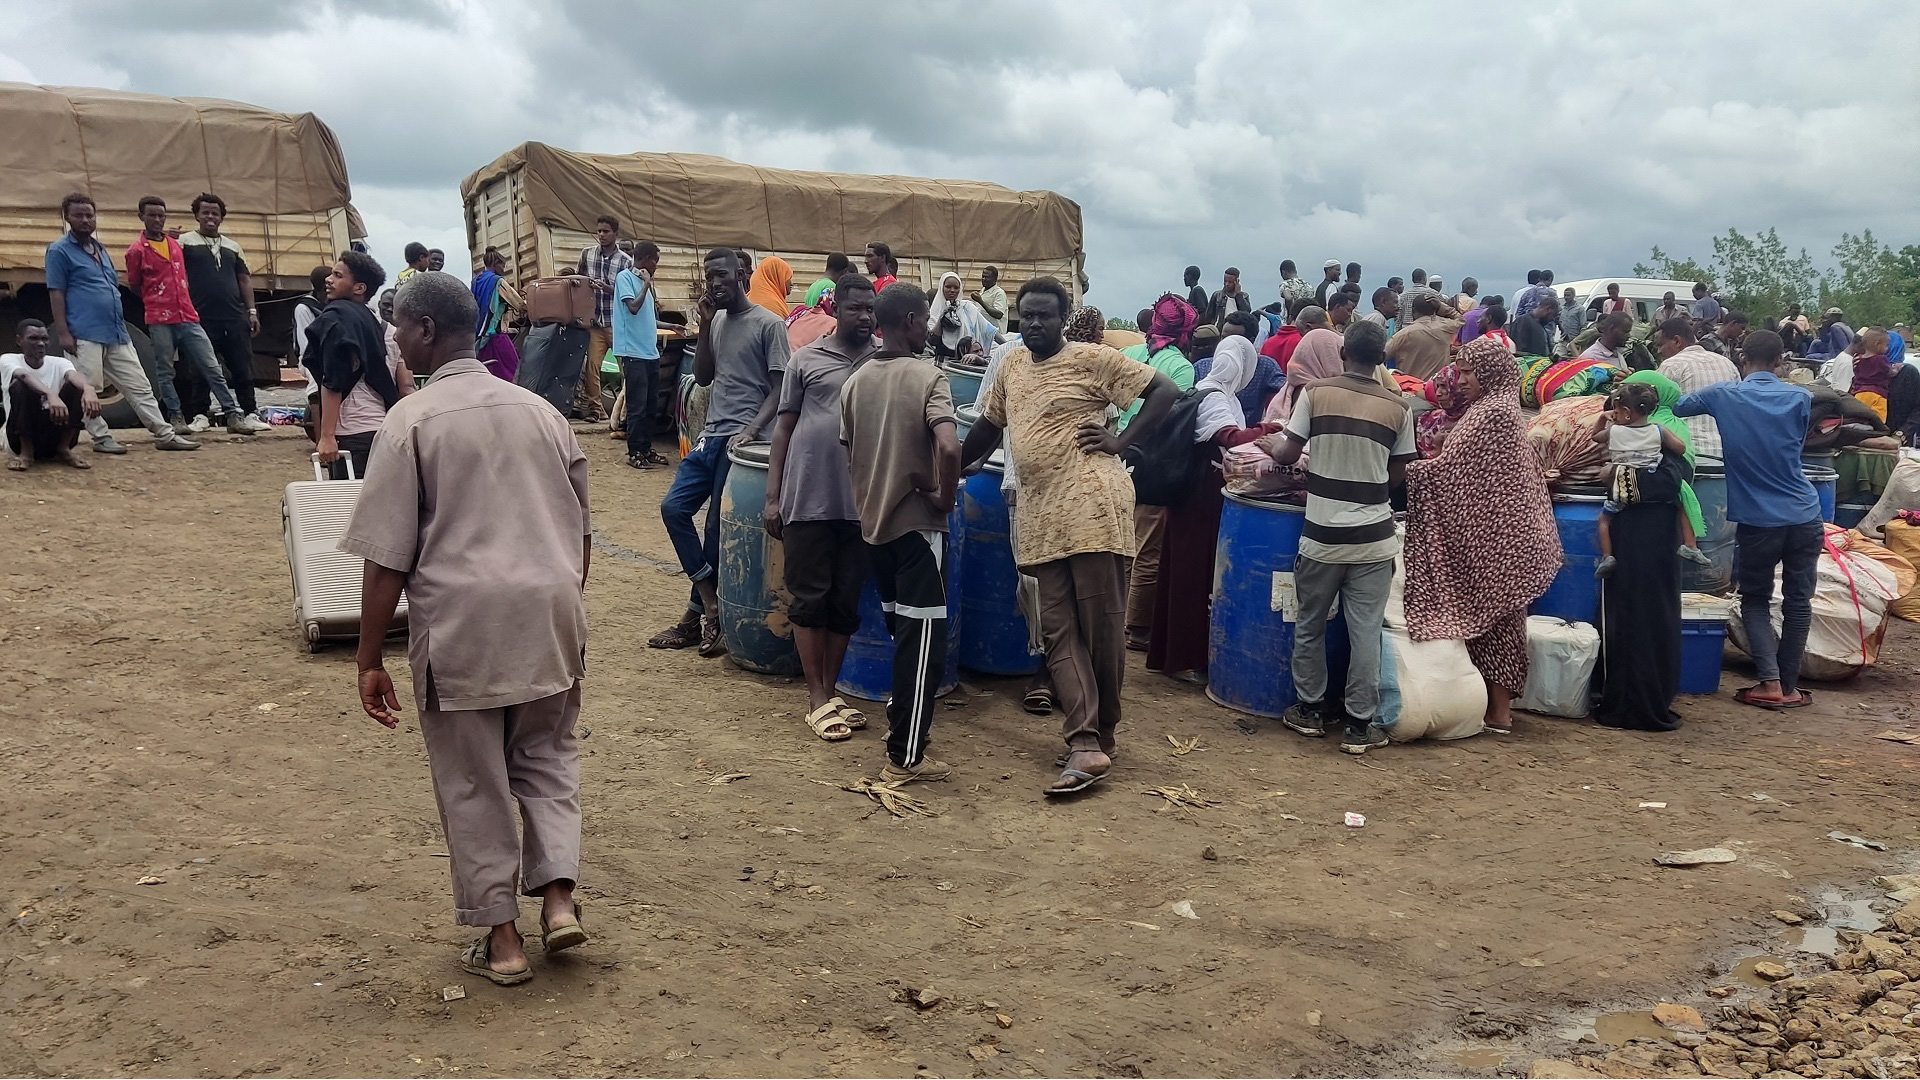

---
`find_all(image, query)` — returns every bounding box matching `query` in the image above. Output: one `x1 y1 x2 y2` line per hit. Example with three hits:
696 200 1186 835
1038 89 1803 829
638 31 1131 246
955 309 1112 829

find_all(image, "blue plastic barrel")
717 441 802 676
1805 465 1838 523
1207 493 1349 718
1683 463 1734 594
1530 494 1604 625
955 402 979 444
941 361 986 410
1835 502 1872 530
958 453 1040 676
836 506 967 701
1678 595 1731 695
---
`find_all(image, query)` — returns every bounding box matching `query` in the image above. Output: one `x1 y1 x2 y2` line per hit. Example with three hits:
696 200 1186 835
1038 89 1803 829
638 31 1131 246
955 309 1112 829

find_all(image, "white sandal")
828 696 868 730
805 701 854 741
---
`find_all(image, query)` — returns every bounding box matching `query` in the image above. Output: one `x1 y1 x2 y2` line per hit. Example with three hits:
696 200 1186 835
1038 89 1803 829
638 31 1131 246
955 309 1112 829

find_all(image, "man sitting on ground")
3 319 96 471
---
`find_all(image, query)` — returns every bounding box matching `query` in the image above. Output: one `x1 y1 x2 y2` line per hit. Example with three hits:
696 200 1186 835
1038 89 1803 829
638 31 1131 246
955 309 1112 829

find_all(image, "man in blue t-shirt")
1674 330 1823 710
613 240 667 470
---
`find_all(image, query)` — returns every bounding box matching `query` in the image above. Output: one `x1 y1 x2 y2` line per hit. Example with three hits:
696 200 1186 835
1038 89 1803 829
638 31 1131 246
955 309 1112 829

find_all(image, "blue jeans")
1735 520 1824 691
660 433 733 615
146 322 238 420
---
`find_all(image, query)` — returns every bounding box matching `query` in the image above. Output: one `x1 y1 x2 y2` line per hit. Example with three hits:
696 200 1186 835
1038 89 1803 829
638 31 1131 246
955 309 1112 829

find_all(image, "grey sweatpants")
419 683 582 926
1291 555 1395 725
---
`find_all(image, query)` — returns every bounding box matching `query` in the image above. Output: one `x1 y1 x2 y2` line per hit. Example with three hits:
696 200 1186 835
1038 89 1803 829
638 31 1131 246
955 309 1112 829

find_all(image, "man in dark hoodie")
305 250 406 479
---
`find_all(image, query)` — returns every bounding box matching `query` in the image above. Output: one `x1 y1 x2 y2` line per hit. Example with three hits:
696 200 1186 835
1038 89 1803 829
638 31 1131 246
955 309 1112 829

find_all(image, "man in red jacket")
124 196 253 436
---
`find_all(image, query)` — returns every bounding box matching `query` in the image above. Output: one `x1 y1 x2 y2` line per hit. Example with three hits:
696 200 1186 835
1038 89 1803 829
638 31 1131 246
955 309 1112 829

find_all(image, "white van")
1553 277 1702 323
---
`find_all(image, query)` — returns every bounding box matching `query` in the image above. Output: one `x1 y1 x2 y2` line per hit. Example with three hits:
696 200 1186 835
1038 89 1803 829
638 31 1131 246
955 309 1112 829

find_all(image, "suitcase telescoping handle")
310 450 356 481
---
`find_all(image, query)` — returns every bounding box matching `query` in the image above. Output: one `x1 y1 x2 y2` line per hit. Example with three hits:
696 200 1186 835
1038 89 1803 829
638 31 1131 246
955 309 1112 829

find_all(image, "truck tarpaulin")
0 82 354 215
460 142 1083 265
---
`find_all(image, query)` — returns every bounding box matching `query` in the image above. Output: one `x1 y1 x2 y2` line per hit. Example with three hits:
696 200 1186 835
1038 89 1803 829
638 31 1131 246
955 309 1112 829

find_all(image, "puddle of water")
1819 890 1879 932
1732 954 1791 986
1451 1047 1511 1070
1783 927 1840 956
1592 1010 1675 1047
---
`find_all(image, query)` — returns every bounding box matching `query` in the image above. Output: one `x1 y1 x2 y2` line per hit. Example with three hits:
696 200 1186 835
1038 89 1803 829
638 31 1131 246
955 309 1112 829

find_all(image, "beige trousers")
1032 553 1130 753
1126 504 1167 631
576 325 611 417
419 683 582 926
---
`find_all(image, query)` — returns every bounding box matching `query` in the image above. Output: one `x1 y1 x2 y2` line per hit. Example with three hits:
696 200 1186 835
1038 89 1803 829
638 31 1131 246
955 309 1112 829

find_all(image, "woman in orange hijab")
746 255 793 319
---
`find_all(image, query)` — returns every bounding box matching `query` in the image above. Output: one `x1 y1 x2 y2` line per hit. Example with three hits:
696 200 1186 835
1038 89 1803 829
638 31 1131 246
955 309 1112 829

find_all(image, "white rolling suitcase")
283 452 408 652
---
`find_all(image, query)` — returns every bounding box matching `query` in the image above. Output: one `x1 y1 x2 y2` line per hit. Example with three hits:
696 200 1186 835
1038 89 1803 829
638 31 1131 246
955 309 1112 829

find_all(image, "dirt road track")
2 428 1915 1077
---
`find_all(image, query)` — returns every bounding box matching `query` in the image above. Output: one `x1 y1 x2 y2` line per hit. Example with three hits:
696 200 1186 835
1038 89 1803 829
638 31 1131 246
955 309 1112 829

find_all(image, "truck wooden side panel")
0 206 352 292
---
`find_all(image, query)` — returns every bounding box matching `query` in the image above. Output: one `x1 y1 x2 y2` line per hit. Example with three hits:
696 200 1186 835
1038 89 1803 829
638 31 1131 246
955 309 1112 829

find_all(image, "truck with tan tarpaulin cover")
0 82 365 400
459 142 1085 321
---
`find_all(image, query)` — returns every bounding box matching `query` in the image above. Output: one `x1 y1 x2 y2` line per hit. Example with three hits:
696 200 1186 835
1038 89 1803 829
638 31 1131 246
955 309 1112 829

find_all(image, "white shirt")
0 352 78 425
1819 353 1855 394
293 299 320 395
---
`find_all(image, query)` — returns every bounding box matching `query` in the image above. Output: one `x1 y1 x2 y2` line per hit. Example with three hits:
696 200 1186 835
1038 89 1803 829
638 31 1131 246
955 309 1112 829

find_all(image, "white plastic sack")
1727 529 1901 681
1379 626 1487 741
1378 543 1487 741
1858 455 1920 539
1515 616 1600 718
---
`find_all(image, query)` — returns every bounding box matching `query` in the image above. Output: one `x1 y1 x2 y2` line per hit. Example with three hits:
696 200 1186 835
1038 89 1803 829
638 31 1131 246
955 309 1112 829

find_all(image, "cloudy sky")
5 0 1916 310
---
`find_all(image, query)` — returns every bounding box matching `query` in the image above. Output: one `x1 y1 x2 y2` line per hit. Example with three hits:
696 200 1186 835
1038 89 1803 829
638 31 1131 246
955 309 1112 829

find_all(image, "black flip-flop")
1022 687 1055 715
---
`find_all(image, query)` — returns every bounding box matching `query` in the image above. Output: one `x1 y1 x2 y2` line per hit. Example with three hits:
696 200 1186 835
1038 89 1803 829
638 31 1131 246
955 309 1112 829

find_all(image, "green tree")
1632 246 1715 289
1709 227 1816 317
1819 230 1916 329
1105 316 1138 332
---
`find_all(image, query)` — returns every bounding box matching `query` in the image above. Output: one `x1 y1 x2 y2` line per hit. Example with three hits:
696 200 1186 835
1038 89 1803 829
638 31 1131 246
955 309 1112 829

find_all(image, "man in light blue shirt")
614 241 666 469
1673 330 1821 710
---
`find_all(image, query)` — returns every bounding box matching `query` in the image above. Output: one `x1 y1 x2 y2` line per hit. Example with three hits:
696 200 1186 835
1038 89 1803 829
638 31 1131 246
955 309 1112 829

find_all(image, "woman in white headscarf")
927 271 997 360
1146 335 1284 682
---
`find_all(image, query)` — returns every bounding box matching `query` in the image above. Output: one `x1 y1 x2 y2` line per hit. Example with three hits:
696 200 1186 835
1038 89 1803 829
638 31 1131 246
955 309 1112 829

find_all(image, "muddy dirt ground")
2 425 1917 1078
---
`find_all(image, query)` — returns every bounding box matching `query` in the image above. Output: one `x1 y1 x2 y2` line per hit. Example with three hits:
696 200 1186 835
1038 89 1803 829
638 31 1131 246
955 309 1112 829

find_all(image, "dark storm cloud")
5 0 1917 309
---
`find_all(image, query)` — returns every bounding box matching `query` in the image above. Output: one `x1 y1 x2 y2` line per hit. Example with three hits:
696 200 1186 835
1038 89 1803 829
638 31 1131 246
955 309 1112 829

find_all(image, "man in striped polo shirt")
1258 321 1415 754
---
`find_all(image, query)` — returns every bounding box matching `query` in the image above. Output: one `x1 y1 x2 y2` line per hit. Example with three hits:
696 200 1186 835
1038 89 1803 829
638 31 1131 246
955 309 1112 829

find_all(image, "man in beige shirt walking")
343 271 592 986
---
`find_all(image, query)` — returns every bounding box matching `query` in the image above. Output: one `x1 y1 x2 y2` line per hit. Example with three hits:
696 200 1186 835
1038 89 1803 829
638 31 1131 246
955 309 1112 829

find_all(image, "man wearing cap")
1807 307 1854 360
1313 260 1343 308
1206 268 1252 329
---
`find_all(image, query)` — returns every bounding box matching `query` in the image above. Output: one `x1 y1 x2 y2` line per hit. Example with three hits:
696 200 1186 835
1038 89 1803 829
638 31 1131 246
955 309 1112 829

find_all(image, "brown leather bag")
525 276 597 327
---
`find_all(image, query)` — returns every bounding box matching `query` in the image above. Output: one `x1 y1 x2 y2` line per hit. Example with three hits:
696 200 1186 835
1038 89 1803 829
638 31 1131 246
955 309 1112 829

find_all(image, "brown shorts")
781 519 867 635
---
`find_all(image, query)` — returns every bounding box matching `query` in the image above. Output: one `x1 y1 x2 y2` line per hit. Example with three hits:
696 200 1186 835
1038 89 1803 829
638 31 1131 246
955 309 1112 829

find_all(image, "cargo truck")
0 83 365 423
459 143 1086 323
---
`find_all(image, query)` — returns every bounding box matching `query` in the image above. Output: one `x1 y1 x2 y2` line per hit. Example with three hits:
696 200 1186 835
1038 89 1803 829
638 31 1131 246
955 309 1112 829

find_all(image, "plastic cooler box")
1678 593 1734 696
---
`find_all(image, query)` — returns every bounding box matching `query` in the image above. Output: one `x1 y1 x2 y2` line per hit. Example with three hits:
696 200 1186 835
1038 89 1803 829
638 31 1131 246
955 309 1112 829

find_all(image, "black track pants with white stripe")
867 529 948 768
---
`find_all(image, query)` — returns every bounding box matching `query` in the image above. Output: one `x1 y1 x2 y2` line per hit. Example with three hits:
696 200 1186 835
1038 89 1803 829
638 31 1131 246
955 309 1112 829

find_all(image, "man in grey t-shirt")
764 274 878 738
650 249 789 657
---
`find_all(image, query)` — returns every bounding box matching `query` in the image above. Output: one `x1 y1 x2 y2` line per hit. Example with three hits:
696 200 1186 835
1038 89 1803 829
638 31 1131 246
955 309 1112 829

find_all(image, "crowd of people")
12 193 1920 986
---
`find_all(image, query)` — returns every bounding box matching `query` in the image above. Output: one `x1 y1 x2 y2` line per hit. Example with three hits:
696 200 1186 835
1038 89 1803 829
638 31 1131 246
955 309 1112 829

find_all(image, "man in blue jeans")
649 249 788 657
1674 329 1823 709
615 240 669 470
